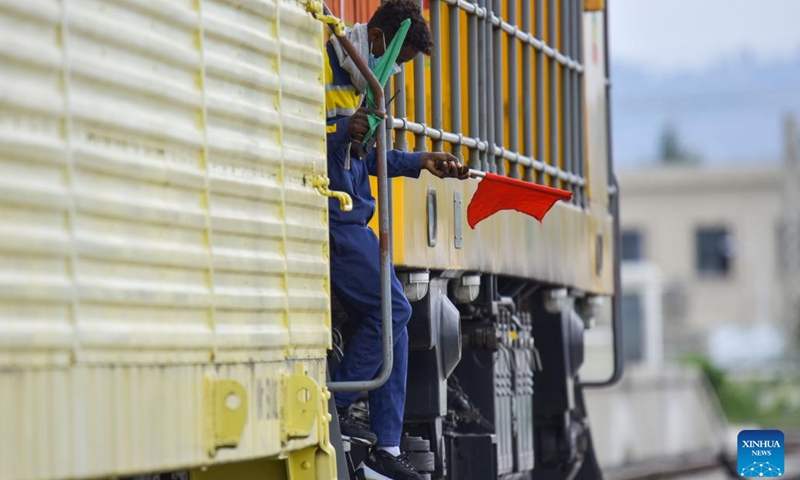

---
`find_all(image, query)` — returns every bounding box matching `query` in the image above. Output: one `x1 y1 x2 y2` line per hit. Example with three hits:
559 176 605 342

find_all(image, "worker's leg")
367 326 408 447
330 224 412 446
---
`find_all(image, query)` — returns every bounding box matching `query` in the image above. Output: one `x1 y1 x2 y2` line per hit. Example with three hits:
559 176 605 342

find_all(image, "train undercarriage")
329 272 608 480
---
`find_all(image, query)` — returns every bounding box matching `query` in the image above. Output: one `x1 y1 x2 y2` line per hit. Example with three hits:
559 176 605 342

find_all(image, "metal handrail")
388 117 588 187
582 0 625 388
319 4 394 393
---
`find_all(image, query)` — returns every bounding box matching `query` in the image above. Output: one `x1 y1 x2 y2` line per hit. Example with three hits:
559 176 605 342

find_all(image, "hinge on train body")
204 375 248 457
281 363 322 443
282 364 338 480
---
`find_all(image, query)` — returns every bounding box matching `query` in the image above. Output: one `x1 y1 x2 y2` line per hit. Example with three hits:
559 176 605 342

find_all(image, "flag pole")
468 169 486 179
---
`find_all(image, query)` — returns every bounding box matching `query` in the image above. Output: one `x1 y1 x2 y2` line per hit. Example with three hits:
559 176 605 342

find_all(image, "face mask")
368 51 381 71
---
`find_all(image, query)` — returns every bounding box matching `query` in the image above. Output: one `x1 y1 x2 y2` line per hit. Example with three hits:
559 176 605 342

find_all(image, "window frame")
694 225 734 278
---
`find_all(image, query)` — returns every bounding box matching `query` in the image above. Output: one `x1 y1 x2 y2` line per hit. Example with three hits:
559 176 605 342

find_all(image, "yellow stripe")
325 89 360 112
326 123 337 133
324 48 360 113
367 177 406 265
324 49 334 85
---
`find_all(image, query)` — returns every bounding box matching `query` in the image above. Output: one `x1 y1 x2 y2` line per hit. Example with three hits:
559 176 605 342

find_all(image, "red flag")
467 173 573 229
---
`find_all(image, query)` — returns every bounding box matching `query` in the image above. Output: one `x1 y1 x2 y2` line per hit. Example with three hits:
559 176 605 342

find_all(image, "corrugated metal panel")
0 0 73 369
0 0 330 478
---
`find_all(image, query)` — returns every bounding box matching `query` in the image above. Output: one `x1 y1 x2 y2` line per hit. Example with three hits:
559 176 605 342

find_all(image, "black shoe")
358 450 422 480
338 412 377 446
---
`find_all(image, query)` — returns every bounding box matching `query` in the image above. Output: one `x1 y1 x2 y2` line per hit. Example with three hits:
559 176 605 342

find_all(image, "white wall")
618 165 783 357
584 366 727 469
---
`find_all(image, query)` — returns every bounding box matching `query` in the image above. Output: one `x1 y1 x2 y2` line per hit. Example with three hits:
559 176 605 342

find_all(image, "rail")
391 0 587 206
582 0 624 388
313 2 395 393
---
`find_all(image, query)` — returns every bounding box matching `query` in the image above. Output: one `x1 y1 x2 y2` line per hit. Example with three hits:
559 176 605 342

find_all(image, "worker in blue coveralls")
325 1 469 479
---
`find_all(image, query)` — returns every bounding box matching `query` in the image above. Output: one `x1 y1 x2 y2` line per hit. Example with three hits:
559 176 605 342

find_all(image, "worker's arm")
366 149 471 180
347 108 469 180
333 107 420 178
326 108 386 155
328 111 420 177
365 148 424 178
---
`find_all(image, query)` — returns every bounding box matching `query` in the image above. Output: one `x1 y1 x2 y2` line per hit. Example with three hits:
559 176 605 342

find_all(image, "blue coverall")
324 41 423 447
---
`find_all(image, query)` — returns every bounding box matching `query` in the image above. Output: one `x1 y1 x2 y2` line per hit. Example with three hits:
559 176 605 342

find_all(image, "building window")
621 293 645 363
695 227 734 277
621 229 643 261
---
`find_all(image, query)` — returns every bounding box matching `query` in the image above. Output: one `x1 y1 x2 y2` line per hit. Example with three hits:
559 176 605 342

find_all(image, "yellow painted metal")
191 445 334 480
205 376 248 456
315 386 339 480
0 0 335 478
311 174 353 212
584 0 605 12
286 447 321 480
371 5 614 294
282 364 321 442
305 0 346 37
193 372 337 480
281 364 337 480
191 457 288 480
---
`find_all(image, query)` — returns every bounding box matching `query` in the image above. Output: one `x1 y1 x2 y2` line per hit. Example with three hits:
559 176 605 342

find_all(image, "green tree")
658 123 700 164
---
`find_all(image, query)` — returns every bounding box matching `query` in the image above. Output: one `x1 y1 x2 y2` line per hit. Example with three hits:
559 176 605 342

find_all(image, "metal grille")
391 0 587 206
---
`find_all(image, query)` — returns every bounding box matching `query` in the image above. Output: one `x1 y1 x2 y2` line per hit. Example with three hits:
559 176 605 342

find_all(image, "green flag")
362 18 411 143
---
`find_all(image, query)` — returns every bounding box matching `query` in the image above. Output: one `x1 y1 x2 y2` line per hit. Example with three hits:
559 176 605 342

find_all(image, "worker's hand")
348 107 387 138
420 152 470 179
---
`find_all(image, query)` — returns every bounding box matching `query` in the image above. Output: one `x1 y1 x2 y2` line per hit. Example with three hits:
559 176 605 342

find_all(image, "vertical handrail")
448 1 463 162
582 0 625 388
492 0 504 175
547 0 558 187
413 0 428 152
430 0 444 153
507 0 520 179
394 66 408 151
571 0 582 207
467 0 480 169
575 0 586 208
534 0 545 184
477 0 489 172
521 0 533 181
319 4 394 393
485 0 496 173
561 0 572 199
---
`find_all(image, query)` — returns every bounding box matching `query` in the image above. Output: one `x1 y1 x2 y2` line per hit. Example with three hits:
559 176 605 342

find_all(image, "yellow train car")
0 0 621 479
0 0 335 478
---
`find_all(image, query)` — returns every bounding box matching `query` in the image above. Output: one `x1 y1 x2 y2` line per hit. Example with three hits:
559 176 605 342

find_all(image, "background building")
617 139 798 367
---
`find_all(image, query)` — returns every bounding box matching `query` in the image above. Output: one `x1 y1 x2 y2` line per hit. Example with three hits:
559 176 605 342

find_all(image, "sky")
608 0 800 74
607 0 800 164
